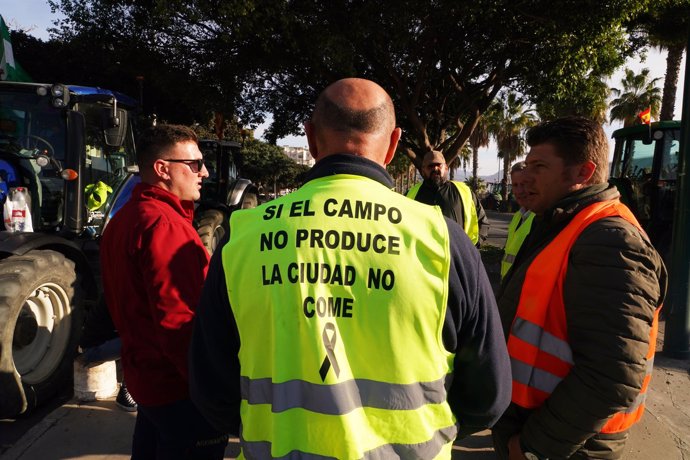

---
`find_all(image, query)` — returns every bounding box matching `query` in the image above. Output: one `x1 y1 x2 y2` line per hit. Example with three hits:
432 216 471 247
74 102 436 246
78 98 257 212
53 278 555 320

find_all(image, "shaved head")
312 78 396 135
305 78 400 166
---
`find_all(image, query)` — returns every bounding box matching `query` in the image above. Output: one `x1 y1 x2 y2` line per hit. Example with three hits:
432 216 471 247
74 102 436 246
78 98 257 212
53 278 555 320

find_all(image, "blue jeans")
82 337 122 367
132 398 228 460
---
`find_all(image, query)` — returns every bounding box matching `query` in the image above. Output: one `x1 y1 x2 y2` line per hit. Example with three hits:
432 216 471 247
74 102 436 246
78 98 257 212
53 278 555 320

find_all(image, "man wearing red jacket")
101 124 227 459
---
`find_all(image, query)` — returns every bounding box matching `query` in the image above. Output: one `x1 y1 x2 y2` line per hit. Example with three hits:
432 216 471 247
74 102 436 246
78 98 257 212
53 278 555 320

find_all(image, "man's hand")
508 434 528 460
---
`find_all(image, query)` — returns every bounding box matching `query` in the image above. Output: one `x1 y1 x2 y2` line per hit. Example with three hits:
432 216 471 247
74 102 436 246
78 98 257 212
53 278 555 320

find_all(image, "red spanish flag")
639 107 651 125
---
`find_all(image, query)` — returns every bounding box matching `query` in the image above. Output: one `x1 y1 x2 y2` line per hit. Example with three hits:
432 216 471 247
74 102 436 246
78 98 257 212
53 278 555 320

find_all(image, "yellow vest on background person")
407 181 479 244
507 199 661 434
84 180 113 211
501 210 534 279
223 173 458 459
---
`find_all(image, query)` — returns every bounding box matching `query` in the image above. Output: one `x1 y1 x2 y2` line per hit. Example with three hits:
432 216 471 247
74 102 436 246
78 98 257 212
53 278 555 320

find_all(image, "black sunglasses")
162 158 204 173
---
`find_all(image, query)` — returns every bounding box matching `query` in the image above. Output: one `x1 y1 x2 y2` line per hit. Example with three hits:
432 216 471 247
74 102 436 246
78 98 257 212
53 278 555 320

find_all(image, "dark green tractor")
0 82 140 417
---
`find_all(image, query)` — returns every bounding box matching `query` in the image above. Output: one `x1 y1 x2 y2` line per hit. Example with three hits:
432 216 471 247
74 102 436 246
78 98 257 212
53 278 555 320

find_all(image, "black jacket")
413 179 490 246
189 154 511 440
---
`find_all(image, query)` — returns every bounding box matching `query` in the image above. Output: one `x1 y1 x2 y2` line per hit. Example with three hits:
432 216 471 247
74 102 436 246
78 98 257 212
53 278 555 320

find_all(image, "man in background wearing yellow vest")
189 78 511 459
492 117 666 460
407 151 489 247
500 161 534 279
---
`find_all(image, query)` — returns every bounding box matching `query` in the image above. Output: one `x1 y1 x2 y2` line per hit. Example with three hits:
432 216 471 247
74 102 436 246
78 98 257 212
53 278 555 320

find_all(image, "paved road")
0 386 71 455
485 209 511 248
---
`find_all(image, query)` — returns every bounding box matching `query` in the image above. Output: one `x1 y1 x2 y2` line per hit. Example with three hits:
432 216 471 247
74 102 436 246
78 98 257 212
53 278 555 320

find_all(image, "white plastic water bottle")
3 187 33 232
0 176 11 229
2 197 10 231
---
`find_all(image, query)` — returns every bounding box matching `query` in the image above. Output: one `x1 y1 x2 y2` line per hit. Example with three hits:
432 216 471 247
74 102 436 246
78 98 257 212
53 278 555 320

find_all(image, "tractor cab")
610 121 681 260
0 82 139 236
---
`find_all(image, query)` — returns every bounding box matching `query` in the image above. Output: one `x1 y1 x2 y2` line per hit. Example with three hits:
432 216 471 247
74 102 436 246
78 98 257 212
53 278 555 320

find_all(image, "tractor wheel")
196 209 228 256
0 250 83 416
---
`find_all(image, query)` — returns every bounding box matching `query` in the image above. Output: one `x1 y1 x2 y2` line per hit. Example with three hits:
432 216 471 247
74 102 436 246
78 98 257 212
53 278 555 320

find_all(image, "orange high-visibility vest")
507 199 661 434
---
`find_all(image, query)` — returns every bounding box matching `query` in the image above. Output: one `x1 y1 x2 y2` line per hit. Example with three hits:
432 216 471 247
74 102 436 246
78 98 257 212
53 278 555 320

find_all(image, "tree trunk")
661 43 685 121
502 153 510 202
472 146 479 191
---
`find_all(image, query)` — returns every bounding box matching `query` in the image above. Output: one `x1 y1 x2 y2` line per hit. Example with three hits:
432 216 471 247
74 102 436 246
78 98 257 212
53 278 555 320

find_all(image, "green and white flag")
0 15 32 82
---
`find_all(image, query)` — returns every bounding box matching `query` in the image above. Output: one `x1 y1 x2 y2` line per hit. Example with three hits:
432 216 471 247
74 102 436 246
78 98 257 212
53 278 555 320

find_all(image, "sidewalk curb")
3 406 72 460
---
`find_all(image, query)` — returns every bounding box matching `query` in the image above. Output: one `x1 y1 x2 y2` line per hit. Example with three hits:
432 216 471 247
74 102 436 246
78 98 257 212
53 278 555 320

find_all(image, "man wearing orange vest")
492 117 667 459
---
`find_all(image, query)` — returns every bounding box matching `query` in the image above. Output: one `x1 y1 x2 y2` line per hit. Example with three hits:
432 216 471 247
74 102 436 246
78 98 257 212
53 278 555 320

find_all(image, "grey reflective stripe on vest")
240 375 448 414
503 253 516 264
511 358 565 394
240 425 458 460
624 389 648 414
511 318 574 364
623 357 655 414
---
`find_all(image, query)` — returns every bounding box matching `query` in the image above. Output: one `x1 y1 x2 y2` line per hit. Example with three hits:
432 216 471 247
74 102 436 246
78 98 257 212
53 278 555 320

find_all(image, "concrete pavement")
3 336 688 460
625 322 690 459
3 210 688 459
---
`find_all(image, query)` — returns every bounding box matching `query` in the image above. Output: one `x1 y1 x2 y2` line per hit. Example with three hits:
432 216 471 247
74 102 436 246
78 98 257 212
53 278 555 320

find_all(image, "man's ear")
575 160 597 185
305 121 319 160
383 127 402 166
152 159 170 181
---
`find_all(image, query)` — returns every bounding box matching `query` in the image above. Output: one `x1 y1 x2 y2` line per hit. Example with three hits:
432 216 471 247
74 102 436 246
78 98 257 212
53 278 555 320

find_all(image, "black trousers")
132 398 228 460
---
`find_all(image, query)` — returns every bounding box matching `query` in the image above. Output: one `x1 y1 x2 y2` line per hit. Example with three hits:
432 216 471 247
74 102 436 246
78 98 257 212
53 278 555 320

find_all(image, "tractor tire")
0 250 83 416
196 209 228 256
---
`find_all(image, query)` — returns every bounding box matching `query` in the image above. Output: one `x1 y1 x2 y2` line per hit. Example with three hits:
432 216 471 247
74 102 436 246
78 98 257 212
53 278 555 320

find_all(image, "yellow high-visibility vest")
501 210 534 279
224 173 457 459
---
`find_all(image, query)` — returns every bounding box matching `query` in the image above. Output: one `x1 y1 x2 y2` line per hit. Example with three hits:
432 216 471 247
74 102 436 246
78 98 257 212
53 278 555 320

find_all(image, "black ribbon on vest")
319 322 340 381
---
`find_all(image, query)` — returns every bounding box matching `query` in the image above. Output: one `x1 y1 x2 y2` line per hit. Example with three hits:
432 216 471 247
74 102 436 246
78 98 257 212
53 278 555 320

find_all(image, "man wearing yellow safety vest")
500 161 534 280
189 78 511 459
407 151 489 247
491 117 667 459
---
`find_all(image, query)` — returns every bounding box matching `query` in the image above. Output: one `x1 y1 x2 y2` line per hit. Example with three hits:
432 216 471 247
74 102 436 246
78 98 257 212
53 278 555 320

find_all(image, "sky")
2 0 686 177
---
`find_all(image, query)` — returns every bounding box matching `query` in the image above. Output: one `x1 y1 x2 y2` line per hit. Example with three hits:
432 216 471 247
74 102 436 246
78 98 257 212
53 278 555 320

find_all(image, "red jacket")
101 183 209 406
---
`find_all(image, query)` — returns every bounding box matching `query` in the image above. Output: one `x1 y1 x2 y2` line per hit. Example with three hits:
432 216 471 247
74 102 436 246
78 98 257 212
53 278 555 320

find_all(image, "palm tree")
633 1 690 120
448 144 471 180
609 68 662 127
468 114 492 192
490 92 537 201
658 43 684 120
